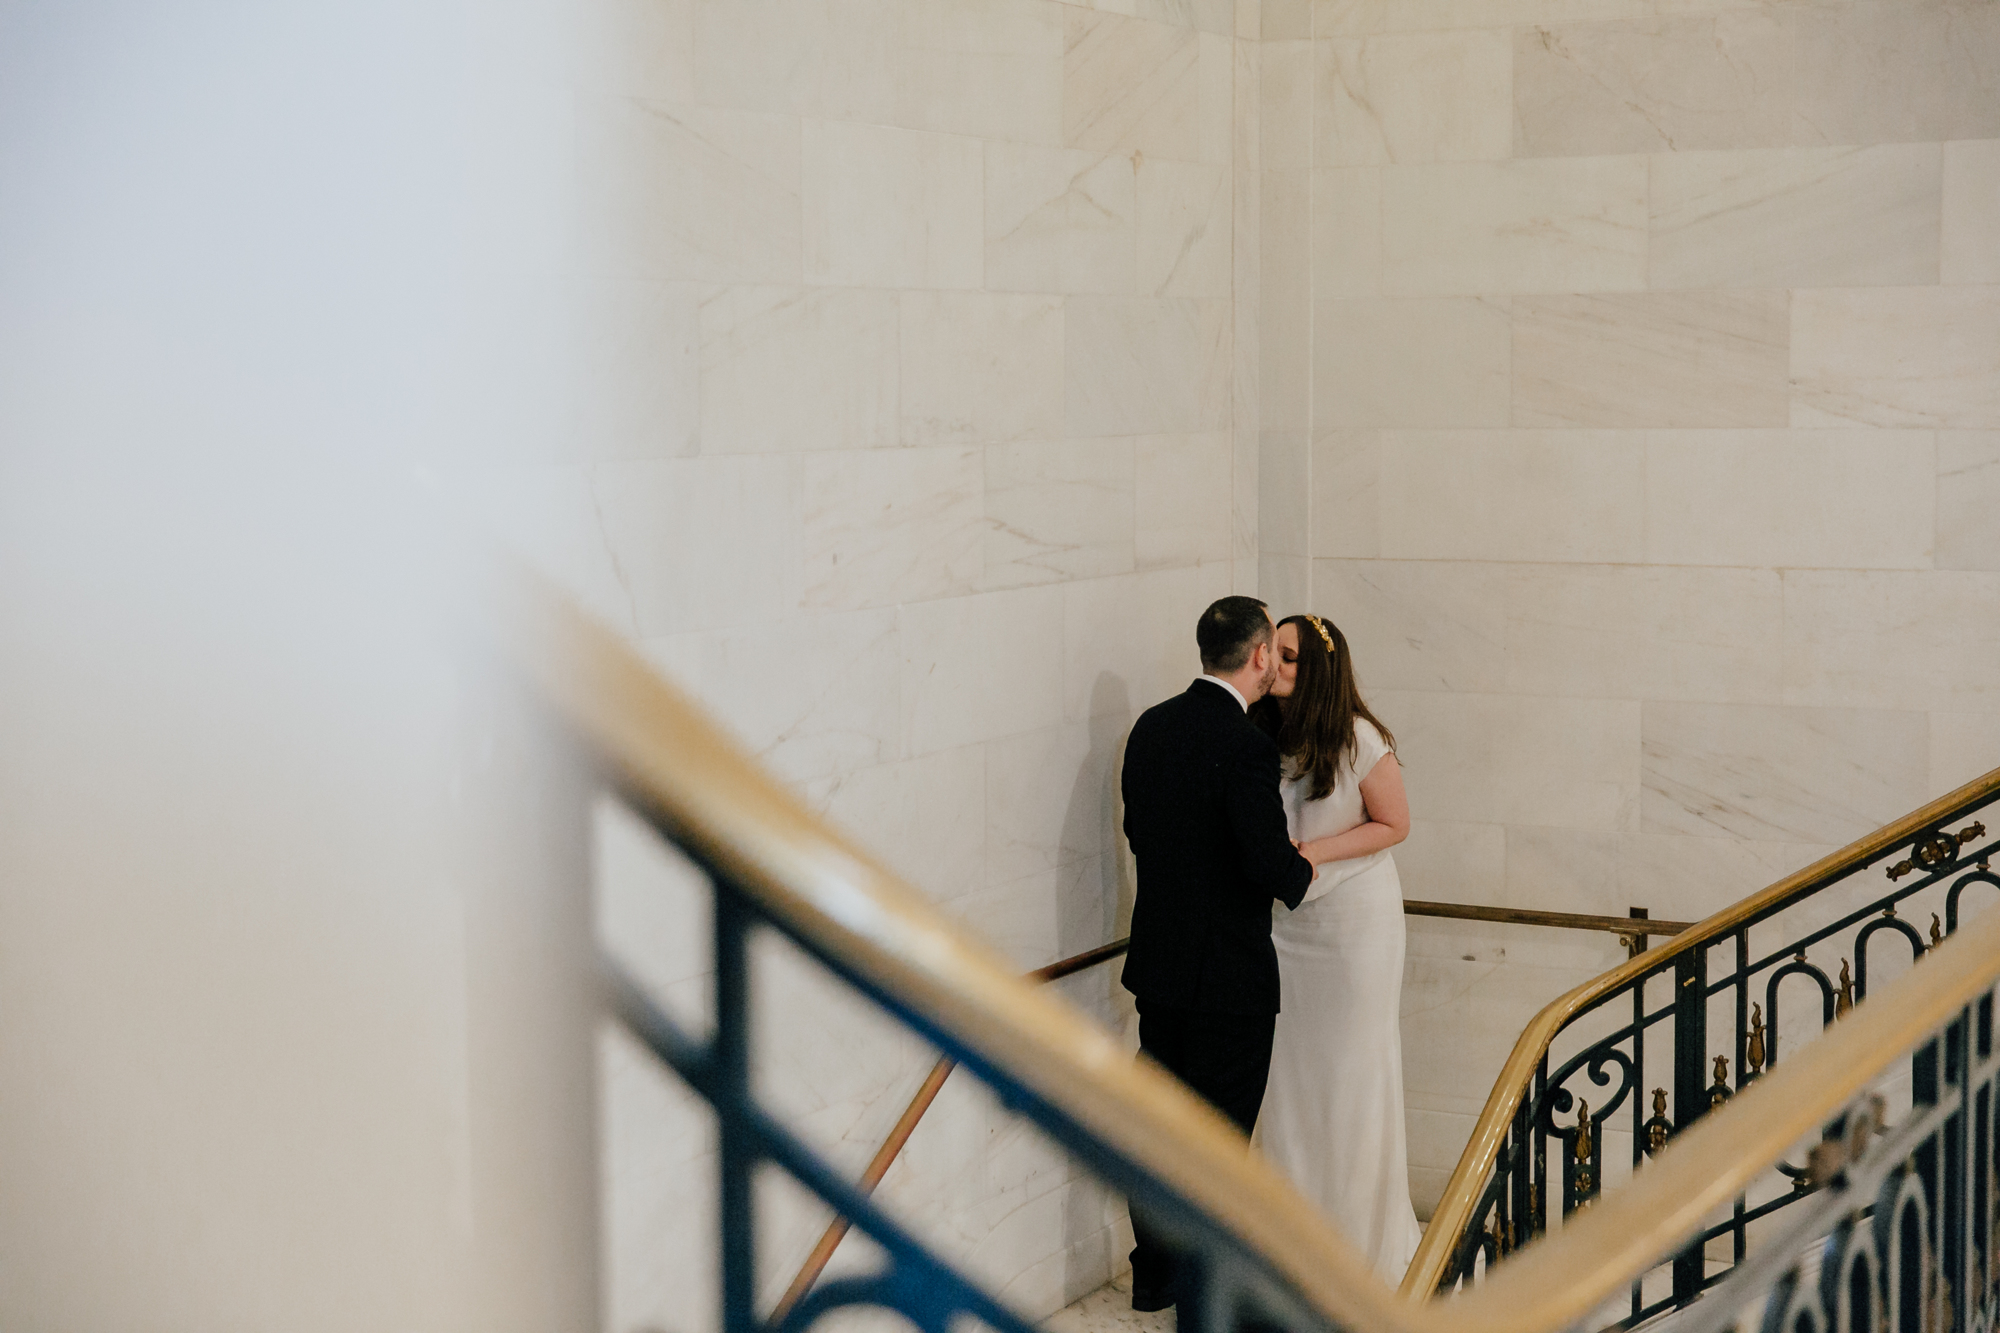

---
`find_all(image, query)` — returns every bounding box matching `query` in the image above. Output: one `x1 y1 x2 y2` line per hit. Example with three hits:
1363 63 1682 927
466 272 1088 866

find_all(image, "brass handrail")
505 569 2000 1333
1401 762 2000 1299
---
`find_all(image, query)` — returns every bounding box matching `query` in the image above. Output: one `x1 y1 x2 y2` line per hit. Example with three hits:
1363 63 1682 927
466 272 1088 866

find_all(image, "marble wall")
1259 0 2000 1215
472 1 1264 1327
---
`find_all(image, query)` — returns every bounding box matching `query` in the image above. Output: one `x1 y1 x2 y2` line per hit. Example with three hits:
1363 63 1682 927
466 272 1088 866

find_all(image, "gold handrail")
1401 761 2000 1299
503 569 2000 1333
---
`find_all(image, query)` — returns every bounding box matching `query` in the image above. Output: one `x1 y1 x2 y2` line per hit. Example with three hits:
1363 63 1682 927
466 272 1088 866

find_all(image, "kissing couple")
1119 595 1424 1314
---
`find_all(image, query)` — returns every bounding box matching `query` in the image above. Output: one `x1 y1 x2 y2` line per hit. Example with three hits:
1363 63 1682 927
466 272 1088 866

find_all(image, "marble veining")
1938 432 2000 572
1318 29 1513 166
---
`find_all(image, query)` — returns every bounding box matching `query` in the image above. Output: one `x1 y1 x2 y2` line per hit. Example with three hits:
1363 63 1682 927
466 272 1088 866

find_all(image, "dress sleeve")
1351 717 1390 780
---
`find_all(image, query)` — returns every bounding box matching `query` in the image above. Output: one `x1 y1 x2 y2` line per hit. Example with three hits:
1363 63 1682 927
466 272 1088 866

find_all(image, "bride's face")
1269 621 1300 700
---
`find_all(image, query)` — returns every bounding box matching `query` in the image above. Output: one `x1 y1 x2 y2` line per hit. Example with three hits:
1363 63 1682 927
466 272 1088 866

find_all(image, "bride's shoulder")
1350 716 1390 767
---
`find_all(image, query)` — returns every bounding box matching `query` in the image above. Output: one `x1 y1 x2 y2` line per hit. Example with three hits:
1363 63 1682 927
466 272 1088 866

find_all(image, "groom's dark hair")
1196 596 1271 672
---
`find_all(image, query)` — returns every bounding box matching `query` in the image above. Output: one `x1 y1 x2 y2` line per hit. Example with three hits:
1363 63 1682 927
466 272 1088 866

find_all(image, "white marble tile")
1135 158 1231 297
1310 558 1507 692
1063 9 1209 161
573 0 695 102
1311 166 1383 299
1394 819 1508 904
1061 562 1230 720
692 0 899 121
451 463 637 633
1645 429 1935 570
1503 826 1832 927
1504 564 1784 705
1511 291 1790 429
1650 145 1944 291
595 799 714 998
900 291 1065 448
1259 551 1310 618
1792 4 2000 148
802 120 984 290
986 720 1127 887
985 144 1138 295
1259 429 1309 559
1309 429 1381 558
902 584 1066 754
893 0 1065 145
1512 13 1791 157
801 447 985 610
1316 296 1512 429
1944 141 2000 286
592 455 802 634
1381 156 1649 296
1380 430 1646 564
1316 29 1512 166
1314 0 1653 35
1792 288 2000 430
985 437 1137 588
1939 432 2000 571
1260 40 1313 173
1375 688 1642 830
1640 701 1929 844
578 97 801 284
810 744 987 901
700 285 899 454
1930 711 2000 800
1259 169 1312 431
650 607 902 785
1064 296 1231 435
1782 570 2000 714
575 278 700 459
1134 432 1232 568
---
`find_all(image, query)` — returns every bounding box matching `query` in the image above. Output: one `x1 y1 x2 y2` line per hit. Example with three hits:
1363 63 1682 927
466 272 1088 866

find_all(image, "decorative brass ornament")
1572 1097 1595 1199
1710 1054 1732 1107
1836 958 1855 1016
1747 1003 1766 1075
1886 821 1986 880
1931 913 1945 950
1643 1087 1672 1157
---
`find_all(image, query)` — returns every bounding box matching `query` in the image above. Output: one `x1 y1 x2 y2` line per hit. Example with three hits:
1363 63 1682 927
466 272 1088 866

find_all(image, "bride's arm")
1298 754 1410 866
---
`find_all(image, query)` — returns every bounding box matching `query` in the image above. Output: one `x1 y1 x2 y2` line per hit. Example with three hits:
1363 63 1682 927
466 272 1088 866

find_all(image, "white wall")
1257 0 2000 1214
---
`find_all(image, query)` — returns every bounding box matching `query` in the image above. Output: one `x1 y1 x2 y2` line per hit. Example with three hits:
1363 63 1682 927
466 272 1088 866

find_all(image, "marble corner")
699 285 899 453
1135 157 1232 297
1060 562 1229 721
984 437 1138 589
901 584 1066 755
1381 155 1649 296
1309 429 1381 558
1791 4 2000 149
801 446 985 610
591 455 803 635
892 0 1066 146
578 97 801 285
1315 296 1512 429
1943 140 2000 286
802 119 984 290
1134 432 1233 569
1644 429 1936 570
1374 688 1642 831
1640 700 1929 844
575 277 702 459
1064 296 1231 436
1510 291 1789 429
1512 13 1790 159
812 744 987 901
1258 429 1309 558
1063 8 1211 162
1649 145 1943 291
1259 169 1312 431
1258 551 1310 618
1316 29 1512 167
1938 432 2000 572
1791 288 2000 430
900 291 1065 448
1310 558 1507 693
1379 429 1646 564
984 143 1138 295
1503 564 1784 706
1781 569 2000 714
1259 39 1314 173
1233 424 1261 575
1311 166 1383 299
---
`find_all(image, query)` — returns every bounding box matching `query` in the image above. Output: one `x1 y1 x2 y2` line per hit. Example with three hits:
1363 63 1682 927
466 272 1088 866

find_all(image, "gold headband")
1306 615 1335 653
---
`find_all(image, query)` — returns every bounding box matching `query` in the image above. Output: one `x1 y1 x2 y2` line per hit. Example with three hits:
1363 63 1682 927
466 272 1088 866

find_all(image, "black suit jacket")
1119 679 1314 1015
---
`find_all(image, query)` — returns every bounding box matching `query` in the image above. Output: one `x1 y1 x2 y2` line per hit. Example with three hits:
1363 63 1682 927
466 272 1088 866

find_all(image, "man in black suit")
1119 595 1316 1313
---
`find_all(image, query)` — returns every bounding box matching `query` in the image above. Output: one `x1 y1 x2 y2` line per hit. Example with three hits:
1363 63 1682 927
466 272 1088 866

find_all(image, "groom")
1119 596 1315 1312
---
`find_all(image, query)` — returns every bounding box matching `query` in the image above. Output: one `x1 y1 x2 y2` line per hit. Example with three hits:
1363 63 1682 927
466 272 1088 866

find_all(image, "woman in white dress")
1249 612 1423 1283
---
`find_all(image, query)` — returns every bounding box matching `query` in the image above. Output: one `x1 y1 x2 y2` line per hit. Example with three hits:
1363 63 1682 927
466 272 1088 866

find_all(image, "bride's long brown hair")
1256 613 1396 802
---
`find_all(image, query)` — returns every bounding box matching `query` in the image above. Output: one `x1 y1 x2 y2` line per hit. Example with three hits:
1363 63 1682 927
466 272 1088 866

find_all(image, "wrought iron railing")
1410 768 2000 1319
502 569 2000 1333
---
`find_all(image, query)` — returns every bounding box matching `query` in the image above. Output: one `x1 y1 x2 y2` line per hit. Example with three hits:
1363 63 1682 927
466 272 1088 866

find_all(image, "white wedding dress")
1257 718 1424 1283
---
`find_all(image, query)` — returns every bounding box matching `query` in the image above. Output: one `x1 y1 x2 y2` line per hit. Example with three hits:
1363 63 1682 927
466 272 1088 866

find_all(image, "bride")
1249 612 1423 1282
